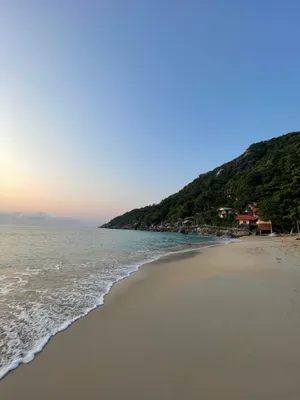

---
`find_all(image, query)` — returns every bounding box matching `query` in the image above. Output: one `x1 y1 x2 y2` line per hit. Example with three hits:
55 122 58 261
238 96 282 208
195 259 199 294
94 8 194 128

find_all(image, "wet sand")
2 237 300 399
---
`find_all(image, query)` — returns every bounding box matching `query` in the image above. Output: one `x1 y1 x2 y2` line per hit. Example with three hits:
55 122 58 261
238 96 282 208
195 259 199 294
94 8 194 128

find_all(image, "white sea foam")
0 260 152 380
0 226 232 381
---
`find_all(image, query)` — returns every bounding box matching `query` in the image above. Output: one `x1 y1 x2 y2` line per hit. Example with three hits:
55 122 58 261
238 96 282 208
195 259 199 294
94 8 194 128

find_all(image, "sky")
1 0 300 223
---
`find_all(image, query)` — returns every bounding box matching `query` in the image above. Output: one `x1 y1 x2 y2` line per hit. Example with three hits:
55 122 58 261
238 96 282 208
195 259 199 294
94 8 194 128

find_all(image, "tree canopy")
102 132 300 231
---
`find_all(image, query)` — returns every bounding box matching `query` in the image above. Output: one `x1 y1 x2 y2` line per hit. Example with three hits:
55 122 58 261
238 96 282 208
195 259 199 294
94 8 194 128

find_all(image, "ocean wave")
0 228 232 380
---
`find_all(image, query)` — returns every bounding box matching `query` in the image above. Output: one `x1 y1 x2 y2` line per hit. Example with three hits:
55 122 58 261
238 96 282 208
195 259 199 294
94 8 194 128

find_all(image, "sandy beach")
2 236 300 399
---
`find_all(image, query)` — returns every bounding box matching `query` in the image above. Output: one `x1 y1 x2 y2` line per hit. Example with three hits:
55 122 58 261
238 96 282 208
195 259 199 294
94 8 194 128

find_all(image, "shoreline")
2 236 300 399
0 236 229 381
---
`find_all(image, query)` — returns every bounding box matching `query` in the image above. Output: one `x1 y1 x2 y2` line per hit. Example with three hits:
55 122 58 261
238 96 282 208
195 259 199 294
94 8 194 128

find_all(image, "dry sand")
2 236 300 399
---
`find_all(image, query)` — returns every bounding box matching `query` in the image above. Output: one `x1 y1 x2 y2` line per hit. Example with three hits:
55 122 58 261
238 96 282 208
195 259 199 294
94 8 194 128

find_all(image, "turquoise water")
0 226 224 379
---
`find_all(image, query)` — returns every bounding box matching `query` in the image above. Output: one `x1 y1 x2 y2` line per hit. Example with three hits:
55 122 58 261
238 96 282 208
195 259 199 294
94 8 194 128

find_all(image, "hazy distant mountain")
9 212 51 219
0 212 96 227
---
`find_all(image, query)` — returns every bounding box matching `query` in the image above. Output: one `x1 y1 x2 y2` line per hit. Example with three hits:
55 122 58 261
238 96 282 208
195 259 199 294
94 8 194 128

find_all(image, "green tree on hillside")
102 132 300 231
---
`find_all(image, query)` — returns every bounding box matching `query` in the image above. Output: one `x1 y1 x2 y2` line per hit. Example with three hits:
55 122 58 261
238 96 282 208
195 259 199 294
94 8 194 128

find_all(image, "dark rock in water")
179 228 187 234
139 222 148 230
101 219 248 238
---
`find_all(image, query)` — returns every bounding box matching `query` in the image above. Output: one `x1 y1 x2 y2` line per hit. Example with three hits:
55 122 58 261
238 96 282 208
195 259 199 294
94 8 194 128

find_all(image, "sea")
0 225 228 379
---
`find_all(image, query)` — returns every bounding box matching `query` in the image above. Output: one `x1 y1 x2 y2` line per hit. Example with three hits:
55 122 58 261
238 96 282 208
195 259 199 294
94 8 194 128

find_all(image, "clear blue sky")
1 0 300 222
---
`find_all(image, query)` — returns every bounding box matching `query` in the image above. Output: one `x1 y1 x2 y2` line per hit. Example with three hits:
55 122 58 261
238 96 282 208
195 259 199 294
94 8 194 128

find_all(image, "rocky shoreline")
101 218 249 238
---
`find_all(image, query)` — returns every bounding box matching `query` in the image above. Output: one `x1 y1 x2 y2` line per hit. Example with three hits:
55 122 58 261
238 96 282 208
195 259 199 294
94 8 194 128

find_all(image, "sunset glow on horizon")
2 1 300 222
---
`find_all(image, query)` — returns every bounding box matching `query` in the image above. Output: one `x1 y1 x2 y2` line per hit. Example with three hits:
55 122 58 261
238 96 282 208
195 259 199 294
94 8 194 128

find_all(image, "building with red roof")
235 214 258 225
235 204 272 233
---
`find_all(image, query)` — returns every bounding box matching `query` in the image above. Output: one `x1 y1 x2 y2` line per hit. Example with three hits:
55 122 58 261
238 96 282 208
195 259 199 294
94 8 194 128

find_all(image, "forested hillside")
102 132 300 231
